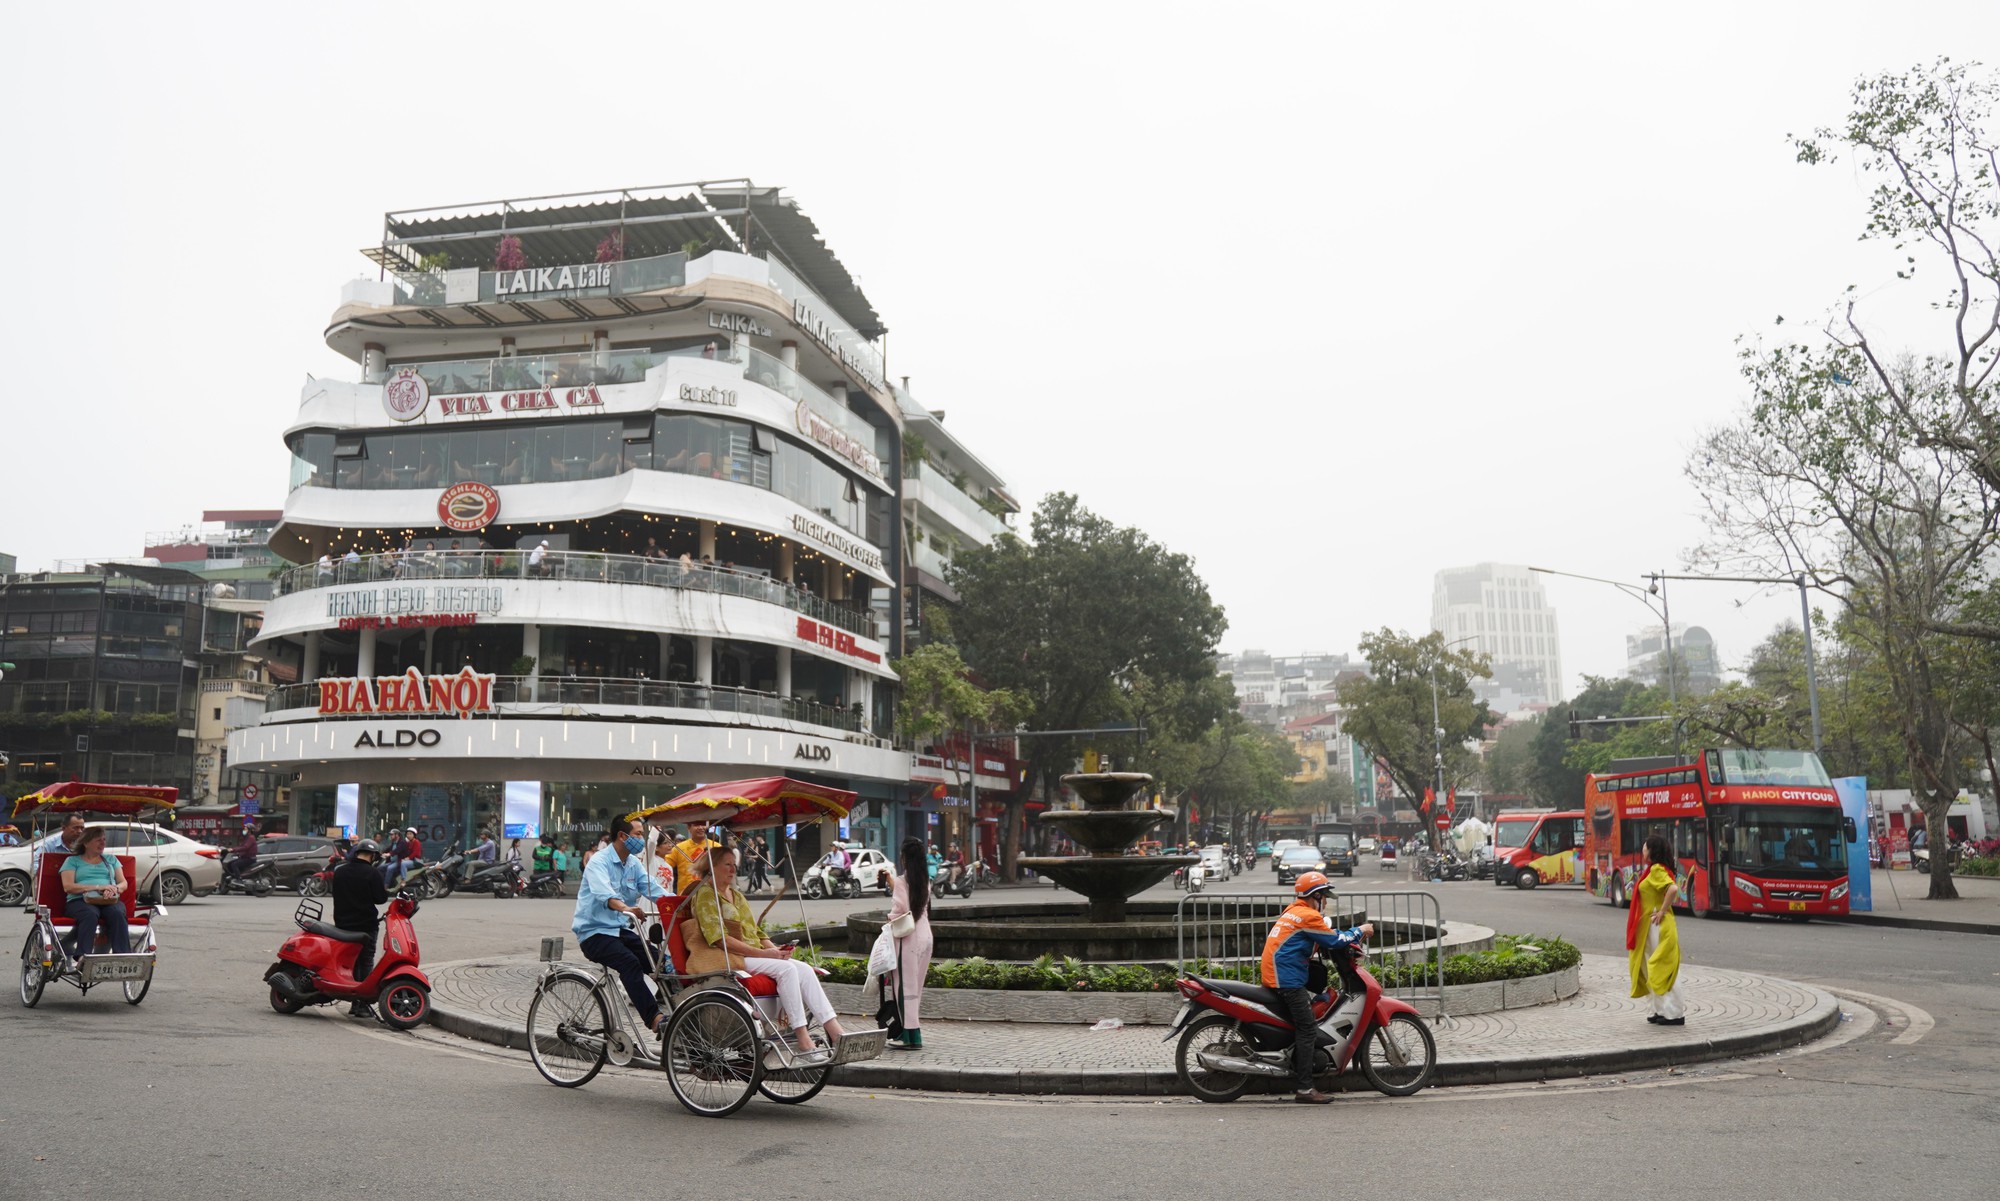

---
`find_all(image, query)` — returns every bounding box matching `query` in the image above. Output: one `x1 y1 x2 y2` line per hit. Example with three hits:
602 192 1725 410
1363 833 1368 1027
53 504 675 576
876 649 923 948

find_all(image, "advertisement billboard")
504 780 542 839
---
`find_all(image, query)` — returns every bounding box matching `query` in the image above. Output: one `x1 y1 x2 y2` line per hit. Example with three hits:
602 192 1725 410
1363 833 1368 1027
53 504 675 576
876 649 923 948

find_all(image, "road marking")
1826 987 1932 1044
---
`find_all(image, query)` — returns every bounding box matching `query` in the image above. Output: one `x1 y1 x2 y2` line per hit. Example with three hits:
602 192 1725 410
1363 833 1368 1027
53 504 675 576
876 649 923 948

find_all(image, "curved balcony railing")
277 550 881 640
264 675 878 739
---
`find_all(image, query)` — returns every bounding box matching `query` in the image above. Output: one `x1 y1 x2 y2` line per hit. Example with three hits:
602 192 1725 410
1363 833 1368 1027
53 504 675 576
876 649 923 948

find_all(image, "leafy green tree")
893 641 1031 850
1527 676 1655 807
947 493 1228 875
1480 718 1541 801
1336 630 1493 847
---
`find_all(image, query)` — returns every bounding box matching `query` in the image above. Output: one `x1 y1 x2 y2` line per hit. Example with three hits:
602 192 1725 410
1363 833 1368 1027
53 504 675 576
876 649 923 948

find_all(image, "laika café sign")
493 262 614 297
317 667 496 718
791 296 885 393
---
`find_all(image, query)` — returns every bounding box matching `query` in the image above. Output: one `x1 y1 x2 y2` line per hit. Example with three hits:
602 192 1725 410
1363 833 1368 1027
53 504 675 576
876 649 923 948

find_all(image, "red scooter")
1165 942 1437 1100
262 894 431 1030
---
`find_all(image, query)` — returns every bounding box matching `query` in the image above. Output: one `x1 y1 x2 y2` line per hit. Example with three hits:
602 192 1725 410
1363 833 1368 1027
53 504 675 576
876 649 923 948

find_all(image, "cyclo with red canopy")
15 782 173 1008
524 775 886 1117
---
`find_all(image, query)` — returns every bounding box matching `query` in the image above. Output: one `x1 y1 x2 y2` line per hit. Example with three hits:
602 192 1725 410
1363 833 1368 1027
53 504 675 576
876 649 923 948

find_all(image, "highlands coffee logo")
794 743 832 762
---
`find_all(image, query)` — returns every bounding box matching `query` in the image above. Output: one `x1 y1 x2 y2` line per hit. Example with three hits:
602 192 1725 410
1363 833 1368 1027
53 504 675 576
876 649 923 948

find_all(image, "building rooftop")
367 181 885 339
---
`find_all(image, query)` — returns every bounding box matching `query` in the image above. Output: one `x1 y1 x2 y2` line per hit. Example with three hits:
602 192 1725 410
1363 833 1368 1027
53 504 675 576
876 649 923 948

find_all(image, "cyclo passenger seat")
36 853 150 931
664 894 777 997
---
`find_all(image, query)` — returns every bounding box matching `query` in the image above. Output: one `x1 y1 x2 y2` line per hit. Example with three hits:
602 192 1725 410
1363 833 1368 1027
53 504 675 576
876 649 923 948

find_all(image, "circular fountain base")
848 899 1266 963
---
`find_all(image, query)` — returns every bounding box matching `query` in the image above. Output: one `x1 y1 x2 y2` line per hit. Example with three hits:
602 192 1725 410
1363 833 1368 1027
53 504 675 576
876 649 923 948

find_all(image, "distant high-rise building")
1626 624 1722 695
1431 563 1564 709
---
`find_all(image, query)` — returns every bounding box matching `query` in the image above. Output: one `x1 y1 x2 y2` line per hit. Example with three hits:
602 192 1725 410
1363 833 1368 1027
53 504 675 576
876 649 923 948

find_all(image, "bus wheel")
1514 869 1540 891
1609 876 1626 909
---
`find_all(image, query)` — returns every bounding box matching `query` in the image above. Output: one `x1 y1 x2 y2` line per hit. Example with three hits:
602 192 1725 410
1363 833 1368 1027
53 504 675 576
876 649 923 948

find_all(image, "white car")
801 844 893 898
0 821 224 907
1198 845 1233 879
1358 837 1380 855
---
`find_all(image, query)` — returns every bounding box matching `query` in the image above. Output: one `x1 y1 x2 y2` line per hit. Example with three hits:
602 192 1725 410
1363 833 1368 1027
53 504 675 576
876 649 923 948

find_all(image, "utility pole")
1645 572 1824 756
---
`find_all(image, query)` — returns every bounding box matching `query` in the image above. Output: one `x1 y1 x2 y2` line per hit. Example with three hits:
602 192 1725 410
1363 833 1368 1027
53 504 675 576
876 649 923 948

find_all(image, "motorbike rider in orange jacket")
1260 872 1374 1103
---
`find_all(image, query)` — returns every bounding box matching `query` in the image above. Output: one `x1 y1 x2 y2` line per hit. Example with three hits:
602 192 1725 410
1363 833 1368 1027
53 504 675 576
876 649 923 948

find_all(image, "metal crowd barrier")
1173 887 1446 1015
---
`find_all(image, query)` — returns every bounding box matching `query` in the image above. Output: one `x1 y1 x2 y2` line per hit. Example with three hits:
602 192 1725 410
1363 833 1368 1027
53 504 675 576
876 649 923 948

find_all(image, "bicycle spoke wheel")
20 928 48 1008
526 975 612 1087
1359 1012 1437 1096
756 1019 833 1104
664 994 762 1117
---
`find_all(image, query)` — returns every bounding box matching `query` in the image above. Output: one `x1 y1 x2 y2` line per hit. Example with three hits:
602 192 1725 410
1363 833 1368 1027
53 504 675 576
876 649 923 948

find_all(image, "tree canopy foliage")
1336 629 1493 843
947 492 1229 873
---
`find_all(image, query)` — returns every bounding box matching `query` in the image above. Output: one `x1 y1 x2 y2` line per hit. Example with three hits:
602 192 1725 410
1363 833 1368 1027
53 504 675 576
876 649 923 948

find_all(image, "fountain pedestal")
1019 771 1194 923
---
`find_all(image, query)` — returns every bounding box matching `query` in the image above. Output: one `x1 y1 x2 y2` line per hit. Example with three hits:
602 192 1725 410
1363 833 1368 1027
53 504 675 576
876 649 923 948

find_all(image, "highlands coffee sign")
317 667 497 717
788 514 884 574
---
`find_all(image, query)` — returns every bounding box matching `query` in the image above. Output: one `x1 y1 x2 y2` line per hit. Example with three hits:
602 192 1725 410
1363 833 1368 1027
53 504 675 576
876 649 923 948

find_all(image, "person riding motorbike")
571 817 672 1035
332 839 391 1021
227 828 261 882
944 842 966 889
1259 871 1374 1105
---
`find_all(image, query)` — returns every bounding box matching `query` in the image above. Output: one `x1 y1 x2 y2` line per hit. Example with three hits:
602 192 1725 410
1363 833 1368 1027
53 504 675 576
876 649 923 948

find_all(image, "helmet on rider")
352 839 381 862
1293 870 1335 903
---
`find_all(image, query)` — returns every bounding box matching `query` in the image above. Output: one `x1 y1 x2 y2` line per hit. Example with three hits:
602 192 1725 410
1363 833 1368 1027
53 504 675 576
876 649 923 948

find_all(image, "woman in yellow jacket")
1626 834 1685 1026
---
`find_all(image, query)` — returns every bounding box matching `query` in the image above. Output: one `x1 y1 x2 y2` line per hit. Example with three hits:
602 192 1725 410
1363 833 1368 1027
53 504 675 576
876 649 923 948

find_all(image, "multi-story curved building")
229 183 917 851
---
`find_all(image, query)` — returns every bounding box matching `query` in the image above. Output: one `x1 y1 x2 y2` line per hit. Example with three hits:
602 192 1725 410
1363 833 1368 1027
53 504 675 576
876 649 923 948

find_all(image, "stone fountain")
1018 771 1195 923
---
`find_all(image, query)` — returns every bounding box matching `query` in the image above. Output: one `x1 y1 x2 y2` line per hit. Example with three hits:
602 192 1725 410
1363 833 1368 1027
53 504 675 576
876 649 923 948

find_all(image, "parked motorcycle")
455 854 517 896
522 866 566 898
264 894 431 1029
217 859 278 897
298 865 335 897
1166 941 1437 1101
396 846 462 900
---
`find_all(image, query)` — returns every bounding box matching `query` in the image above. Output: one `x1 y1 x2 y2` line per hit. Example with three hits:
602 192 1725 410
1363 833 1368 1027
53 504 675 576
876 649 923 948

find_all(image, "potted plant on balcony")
494 234 526 272
595 231 625 263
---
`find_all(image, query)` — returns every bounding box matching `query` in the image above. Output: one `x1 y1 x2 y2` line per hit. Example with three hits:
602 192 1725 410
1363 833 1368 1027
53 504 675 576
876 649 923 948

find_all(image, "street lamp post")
1643 572 1824 755
1528 566 1679 754
1427 633 1481 848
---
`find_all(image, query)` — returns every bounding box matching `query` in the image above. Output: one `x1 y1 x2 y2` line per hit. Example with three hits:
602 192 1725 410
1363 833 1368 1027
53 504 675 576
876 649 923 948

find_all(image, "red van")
1491 810 1585 889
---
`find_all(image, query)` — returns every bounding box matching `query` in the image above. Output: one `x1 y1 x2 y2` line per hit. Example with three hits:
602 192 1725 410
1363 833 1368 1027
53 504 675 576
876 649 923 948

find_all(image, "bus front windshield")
1716 749 1833 789
1724 805 1848 876
1494 818 1536 849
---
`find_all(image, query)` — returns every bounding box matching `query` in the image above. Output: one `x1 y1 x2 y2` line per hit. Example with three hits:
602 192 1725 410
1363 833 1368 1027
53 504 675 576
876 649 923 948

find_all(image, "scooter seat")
1196 977 1284 1008
301 919 372 944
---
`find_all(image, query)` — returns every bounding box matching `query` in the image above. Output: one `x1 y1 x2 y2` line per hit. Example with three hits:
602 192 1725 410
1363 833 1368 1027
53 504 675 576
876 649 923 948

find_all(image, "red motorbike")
1165 942 1437 1100
262 895 432 1029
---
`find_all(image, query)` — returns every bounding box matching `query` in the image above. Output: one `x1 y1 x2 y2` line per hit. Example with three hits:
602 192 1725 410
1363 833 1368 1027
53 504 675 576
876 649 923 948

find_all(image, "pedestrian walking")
1627 834 1685 1026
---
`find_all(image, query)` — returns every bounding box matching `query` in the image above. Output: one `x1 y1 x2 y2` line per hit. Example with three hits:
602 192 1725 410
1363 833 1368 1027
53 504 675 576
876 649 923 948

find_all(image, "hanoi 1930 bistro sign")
318 667 497 717
795 616 881 664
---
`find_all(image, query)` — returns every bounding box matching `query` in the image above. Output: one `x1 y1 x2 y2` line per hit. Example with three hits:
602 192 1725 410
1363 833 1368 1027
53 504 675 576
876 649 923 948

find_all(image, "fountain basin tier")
1017 855 1196 923
1034 808 1178 856
1059 772 1156 810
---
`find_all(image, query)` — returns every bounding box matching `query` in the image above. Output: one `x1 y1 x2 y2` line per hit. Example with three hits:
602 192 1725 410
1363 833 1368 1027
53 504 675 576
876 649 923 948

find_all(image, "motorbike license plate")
1788 901 1807 912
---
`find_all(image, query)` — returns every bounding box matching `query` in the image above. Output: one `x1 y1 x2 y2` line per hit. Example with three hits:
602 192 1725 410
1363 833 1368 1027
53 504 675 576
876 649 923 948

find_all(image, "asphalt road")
5 872 1995 1200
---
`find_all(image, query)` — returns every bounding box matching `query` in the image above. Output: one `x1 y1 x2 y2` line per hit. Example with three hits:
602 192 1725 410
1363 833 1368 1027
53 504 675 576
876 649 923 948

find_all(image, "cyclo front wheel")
1359 1012 1437 1096
664 992 762 1117
20 927 49 1008
526 974 612 1087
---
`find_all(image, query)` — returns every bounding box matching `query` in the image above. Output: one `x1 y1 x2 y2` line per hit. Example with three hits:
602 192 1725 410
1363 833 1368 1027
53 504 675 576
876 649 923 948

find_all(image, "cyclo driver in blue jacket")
572 817 672 1034
1260 871 1373 1104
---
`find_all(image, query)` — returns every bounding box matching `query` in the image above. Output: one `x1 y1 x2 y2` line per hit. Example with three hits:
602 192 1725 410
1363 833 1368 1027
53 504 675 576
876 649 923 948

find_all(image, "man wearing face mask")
571 817 672 1034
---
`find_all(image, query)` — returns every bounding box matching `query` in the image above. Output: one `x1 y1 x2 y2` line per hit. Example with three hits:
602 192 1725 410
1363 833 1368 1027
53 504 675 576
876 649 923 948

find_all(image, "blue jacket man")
572 817 671 1032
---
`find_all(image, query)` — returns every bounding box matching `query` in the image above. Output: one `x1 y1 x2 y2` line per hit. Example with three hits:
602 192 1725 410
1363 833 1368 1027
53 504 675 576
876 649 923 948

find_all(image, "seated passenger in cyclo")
60 828 132 959
571 818 672 1034
685 846 848 1063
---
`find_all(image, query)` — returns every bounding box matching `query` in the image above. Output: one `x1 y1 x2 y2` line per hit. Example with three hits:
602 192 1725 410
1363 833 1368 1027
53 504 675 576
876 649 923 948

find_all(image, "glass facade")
288 413 891 547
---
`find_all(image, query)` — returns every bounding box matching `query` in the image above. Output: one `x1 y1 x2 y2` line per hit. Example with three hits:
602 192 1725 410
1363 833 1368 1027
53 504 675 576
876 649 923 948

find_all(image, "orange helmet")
1293 870 1334 901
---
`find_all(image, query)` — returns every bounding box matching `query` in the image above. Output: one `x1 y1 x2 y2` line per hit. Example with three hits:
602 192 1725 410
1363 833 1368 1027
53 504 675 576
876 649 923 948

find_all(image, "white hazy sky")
5 2 1995 698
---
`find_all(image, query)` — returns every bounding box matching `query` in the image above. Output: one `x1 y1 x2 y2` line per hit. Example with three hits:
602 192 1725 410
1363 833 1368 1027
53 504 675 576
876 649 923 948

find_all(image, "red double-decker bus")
1582 747 1858 920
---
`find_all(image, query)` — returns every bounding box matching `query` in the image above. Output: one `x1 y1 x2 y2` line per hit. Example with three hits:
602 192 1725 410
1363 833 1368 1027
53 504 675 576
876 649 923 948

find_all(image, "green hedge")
797 933 1581 994
1958 856 2000 877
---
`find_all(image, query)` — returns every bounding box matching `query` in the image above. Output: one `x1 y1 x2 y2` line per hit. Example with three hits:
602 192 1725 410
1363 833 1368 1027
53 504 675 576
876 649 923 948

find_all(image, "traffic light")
1568 710 1581 740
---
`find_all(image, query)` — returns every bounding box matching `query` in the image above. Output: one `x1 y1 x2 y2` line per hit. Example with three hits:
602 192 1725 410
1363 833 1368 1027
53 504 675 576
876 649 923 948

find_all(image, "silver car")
0 821 224 907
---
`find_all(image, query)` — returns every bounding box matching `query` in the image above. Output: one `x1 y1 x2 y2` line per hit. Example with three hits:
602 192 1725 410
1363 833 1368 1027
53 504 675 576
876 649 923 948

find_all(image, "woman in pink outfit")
883 836 934 1048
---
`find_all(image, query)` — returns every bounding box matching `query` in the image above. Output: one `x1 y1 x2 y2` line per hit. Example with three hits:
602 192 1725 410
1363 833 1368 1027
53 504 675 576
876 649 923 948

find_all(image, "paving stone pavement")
426 952 1841 1095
